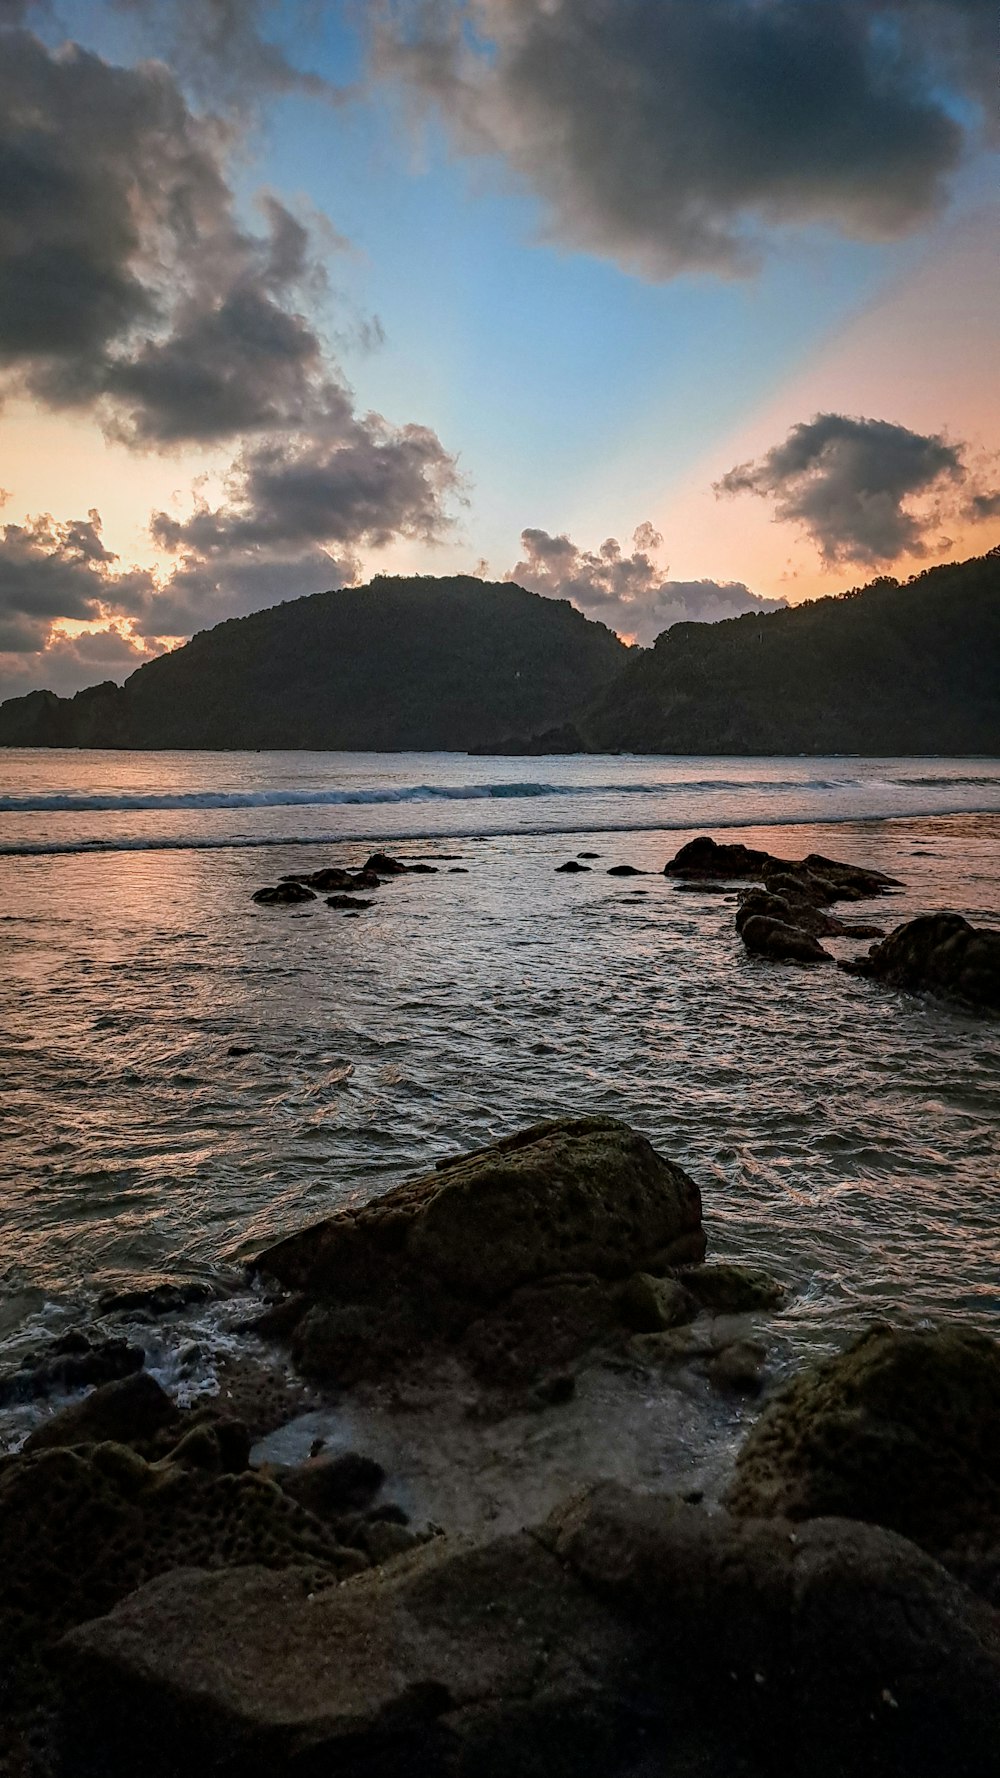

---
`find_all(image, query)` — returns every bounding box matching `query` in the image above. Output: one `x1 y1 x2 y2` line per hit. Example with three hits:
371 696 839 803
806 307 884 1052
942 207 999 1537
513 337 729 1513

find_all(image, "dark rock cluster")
665 834 898 967
3 1116 1000 1775
665 835 999 1010
252 852 444 910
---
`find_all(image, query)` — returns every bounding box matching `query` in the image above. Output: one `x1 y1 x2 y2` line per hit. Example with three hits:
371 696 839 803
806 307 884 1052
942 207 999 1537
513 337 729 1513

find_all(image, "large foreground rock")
55 1485 1000 1778
255 1117 707 1387
260 1116 704 1302
841 912 1000 1011
725 1324 1000 1554
0 1434 368 1776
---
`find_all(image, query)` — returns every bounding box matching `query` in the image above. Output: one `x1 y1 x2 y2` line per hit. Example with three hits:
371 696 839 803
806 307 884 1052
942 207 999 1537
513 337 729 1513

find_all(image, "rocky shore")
2 1107 1000 1777
2 836 998 1775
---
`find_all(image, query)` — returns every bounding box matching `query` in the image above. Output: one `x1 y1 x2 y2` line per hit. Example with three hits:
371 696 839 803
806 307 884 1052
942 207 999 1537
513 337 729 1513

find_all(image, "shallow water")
1 748 998 1451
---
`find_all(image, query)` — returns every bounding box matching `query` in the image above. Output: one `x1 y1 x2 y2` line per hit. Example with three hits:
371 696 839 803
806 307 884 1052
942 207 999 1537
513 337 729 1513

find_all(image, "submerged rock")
725 1323 1000 1554
556 860 590 872
98 1278 216 1318
665 836 774 879
252 882 316 905
841 912 1000 1012
283 867 383 892
606 864 647 877
737 885 885 942
739 914 833 965
617 1272 698 1333
364 851 409 875
54 1485 1000 1778
325 894 375 910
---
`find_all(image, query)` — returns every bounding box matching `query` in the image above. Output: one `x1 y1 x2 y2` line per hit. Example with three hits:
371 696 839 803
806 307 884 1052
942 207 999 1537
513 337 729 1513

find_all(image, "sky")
1 0 998 701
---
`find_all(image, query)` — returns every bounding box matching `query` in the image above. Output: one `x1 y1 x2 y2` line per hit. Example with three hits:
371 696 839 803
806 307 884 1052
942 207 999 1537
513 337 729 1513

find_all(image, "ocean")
2 748 999 1456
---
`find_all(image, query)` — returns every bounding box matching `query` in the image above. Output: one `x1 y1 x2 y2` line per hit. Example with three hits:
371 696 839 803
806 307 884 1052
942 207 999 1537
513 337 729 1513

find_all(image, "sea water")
1 749 998 1452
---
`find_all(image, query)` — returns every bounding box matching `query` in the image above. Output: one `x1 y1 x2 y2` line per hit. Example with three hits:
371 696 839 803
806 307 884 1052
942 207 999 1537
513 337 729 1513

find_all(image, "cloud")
716 413 969 564
968 490 1000 521
0 26 407 460
139 418 463 634
111 0 349 112
369 0 992 279
0 18 463 681
506 523 785 642
0 26 350 446
0 511 156 652
0 626 155 703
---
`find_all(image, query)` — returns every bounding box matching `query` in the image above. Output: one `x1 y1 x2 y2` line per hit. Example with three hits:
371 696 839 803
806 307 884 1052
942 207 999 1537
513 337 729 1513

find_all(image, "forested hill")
0 576 628 751
577 551 1000 756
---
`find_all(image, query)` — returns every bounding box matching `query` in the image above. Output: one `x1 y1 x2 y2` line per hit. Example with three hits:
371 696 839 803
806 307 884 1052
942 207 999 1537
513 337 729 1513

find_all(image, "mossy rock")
725 1324 1000 1551
0 1437 365 1775
259 1117 705 1311
676 1263 785 1314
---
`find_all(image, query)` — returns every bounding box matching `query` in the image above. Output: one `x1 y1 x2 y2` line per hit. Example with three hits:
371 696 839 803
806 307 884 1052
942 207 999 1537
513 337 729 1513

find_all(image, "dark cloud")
0 27 344 444
0 28 410 459
968 490 1000 521
152 423 461 556
0 511 156 648
139 419 462 633
371 0 991 277
506 523 785 642
111 0 349 112
716 414 968 564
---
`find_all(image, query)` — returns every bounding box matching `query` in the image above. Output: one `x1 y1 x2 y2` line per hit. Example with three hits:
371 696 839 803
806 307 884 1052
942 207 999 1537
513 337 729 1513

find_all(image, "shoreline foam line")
2 804 999 857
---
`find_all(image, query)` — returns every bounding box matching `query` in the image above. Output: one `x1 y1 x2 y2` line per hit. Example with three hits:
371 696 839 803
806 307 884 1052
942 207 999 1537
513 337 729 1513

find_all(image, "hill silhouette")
483 552 998 756
4 554 997 756
0 576 627 751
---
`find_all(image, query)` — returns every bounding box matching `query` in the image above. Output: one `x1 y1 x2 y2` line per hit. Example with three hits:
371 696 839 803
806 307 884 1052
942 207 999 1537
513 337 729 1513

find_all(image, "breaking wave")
0 774 947 815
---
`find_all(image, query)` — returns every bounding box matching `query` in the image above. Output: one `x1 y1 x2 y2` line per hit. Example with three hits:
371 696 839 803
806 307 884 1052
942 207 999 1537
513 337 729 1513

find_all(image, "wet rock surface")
841 912 1000 1011
251 882 316 905
255 1117 707 1392
0 1336 144 1408
735 885 884 941
725 1324 1000 1555
53 1483 1000 1778
739 913 834 965
664 835 901 898
22 1372 181 1455
675 1263 785 1314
